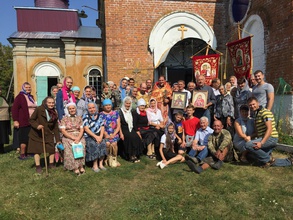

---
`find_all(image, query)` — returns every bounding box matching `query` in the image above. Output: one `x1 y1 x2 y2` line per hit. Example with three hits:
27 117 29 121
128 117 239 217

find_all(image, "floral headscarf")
19 82 35 103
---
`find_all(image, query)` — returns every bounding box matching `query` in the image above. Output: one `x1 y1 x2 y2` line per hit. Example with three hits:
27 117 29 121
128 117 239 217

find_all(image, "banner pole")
237 22 241 40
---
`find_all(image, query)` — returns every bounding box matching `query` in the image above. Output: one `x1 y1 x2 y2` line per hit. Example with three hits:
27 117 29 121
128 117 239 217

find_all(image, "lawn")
0 149 292 220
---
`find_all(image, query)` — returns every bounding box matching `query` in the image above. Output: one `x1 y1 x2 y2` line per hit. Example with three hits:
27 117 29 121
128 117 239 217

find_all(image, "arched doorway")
156 38 217 85
33 62 62 104
149 11 217 84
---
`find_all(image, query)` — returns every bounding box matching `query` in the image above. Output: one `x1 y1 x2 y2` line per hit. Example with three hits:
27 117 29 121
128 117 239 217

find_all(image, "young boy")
173 111 184 153
179 105 200 154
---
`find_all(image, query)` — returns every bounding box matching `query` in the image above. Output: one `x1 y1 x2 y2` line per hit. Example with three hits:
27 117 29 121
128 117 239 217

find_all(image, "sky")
0 0 98 46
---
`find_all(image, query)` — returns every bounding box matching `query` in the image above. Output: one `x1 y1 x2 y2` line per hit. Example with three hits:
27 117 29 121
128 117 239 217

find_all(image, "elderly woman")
0 87 11 154
27 96 60 174
133 98 158 159
99 99 121 167
60 103 86 175
56 76 76 120
119 96 143 163
234 77 252 118
83 102 107 173
233 105 255 163
214 85 235 136
12 82 37 159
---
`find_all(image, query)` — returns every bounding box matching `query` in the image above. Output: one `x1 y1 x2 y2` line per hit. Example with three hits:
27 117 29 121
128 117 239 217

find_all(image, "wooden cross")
133 68 141 74
178 24 187 40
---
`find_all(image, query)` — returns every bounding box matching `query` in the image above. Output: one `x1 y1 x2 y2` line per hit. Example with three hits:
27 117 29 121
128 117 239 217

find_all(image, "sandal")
74 169 80 176
148 155 155 160
79 168 86 174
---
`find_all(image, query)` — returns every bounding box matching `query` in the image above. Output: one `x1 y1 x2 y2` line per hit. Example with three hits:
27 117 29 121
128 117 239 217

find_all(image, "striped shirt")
255 107 278 138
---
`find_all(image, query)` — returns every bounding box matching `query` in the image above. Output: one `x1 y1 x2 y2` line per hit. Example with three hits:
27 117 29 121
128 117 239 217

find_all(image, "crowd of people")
1 70 292 175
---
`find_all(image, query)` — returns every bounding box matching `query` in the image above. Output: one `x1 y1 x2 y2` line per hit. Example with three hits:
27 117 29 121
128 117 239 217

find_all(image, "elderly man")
211 78 221 96
252 70 274 110
194 75 216 125
137 82 150 107
186 120 232 174
185 116 213 164
244 97 292 167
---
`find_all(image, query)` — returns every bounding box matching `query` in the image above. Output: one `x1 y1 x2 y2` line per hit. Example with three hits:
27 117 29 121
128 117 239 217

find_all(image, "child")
99 99 121 167
180 105 200 154
157 123 184 169
173 111 184 153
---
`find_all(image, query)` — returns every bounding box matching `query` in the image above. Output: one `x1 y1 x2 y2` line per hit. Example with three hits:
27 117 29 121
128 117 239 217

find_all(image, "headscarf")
42 96 58 122
146 98 158 114
65 102 77 116
102 99 112 106
71 86 80 92
86 101 99 120
119 78 128 100
81 85 93 103
136 98 146 116
121 96 133 132
62 78 76 103
19 82 35 103
165 121 176 152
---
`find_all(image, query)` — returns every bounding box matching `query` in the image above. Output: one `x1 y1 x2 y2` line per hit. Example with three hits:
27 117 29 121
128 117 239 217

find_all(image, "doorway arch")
149 11 217 69
33 62 62 104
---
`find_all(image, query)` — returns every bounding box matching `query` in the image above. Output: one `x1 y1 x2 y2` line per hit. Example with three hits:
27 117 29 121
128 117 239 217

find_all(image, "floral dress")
99 110 120 143
60 115 86 170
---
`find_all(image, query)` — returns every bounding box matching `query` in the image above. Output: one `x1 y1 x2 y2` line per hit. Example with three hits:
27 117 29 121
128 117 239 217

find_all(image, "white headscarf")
121 96 133 132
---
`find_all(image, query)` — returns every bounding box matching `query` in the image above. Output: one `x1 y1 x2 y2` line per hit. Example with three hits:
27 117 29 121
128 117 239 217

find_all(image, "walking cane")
41 128 49 177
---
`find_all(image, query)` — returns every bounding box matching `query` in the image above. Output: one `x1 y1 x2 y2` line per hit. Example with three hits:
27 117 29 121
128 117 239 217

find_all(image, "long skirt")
63 133 86 170
0 120 10 144
85 136 107 162
121 128 143 159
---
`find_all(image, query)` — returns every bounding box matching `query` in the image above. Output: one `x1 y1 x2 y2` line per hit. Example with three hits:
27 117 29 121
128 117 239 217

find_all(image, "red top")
12 94 31 127
182 116 200 136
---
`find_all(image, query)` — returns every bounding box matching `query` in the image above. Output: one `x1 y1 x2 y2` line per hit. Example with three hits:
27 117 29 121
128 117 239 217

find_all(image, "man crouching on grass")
244 97 293 167
186 120 233 174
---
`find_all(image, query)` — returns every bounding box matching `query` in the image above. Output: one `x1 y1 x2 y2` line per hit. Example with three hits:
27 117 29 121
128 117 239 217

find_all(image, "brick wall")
104 0 292 87
104 0 229 85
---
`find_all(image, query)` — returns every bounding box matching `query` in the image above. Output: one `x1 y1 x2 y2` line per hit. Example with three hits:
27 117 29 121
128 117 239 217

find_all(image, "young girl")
157 122 184 169
99 99 121 167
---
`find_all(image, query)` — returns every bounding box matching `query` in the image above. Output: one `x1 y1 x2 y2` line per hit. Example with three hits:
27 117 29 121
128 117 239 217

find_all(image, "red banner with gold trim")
192 54 220 85
227 36 252 79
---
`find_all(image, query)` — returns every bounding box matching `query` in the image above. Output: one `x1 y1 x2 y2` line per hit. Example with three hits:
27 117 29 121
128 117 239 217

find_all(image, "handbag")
71 142 84 159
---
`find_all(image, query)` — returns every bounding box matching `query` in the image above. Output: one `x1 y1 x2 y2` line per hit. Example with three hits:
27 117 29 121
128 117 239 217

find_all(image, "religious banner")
192 54 220 85
227 36 252 79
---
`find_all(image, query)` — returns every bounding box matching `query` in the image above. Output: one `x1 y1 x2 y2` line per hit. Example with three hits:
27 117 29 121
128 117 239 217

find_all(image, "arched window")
230 0 250 23
88 69 102 94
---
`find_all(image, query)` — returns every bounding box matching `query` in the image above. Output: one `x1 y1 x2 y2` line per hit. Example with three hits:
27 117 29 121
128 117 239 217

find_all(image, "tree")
0 43 13 101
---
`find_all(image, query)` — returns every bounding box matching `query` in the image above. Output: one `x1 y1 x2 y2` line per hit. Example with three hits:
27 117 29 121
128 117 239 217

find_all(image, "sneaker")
156 161 162 167
159 162 166 169
92 167 100 173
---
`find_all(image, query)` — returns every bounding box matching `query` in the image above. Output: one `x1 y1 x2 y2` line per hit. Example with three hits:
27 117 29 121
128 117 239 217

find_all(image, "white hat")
137 98 146 106
123 76 130 81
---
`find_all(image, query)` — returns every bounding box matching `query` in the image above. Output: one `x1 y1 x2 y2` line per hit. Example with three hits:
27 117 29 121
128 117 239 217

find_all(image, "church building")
9 0 103 104
100 0 292 87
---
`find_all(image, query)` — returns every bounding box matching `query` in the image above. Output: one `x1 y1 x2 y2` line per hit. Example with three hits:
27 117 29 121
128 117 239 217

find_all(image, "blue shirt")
194 126 214 146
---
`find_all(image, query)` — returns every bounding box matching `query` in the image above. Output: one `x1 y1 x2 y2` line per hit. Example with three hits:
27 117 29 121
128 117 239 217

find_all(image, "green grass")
0 149 293 220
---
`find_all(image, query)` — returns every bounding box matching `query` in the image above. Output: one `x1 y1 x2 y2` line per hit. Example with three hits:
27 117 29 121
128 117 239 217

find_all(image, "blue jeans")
245 137 291 167
188 146 208 162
